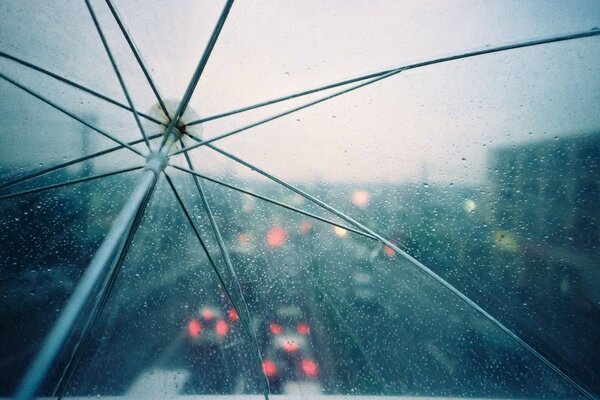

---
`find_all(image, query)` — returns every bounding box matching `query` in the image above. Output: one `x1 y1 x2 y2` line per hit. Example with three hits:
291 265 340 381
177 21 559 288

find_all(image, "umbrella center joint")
144 127 182 175
144 152 167 176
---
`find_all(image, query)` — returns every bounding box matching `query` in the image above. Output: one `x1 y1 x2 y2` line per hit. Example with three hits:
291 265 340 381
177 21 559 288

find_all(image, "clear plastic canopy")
1 1 599 399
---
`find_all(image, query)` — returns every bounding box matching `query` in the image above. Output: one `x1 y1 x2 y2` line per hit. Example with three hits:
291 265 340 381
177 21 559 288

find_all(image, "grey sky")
1 0 599 183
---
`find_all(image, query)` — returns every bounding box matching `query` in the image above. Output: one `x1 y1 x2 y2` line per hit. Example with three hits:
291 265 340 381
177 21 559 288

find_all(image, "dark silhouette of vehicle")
183 305 236 394
260 305 319 393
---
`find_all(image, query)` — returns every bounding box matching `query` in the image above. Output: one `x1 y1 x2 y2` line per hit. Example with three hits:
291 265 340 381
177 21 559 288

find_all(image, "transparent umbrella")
1 1 599 399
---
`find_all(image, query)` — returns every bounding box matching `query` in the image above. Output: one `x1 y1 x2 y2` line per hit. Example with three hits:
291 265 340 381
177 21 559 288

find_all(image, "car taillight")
282 340 299 352
269 322 283 335
262 360 277 377
201 308 214 321
188 319 201 338
301 359 319 377
228 307 239 322
215 319 229 337
297 323 310 335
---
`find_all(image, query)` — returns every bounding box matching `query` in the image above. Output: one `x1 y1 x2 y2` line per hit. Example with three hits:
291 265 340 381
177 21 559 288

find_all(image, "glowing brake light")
228 307 239 322
301 359 319 377
262 360 277 377
384 245 396 257
188 319 201 338
269 322 283 335
296 323 310 335
282 340 299 352
201 308 214 321
266 225 287 248
215 319 229 337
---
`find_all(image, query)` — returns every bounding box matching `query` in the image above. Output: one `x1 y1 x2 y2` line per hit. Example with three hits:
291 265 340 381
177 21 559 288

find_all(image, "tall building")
488 132 600 393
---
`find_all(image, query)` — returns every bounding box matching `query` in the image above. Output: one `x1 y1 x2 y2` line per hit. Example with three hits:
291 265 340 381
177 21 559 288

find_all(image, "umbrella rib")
0 133 161 192
0 50 164 126
85 0 151 149
0 72 145 157
14 160 161 400
104 0 171 120
185 139 593 398
185 27 600 127
163 171 253 339
174 139 375 235
159 0 234 148
53 175 155 400
167 163 375 240
178 150 270 399
0 166 144 201
171 67 403 156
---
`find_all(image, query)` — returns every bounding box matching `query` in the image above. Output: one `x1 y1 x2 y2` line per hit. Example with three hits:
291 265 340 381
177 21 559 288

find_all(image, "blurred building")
489 132 599 303
487 132 600 393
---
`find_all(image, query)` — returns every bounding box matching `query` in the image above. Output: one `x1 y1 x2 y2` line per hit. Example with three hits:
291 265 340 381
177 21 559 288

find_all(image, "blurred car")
260 305 319 393
183 305 236 394
348 271 379 309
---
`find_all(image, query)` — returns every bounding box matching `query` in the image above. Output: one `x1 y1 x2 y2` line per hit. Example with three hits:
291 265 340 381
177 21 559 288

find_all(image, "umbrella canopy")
1 1 599 399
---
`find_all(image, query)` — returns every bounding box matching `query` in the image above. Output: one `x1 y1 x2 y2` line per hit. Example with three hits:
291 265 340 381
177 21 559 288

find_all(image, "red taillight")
188 319 201 338
384 245 396 257
282 340 299 352
228 307 239 322
297 323 310 335
266 225 287 248
215 319 229 337
301 359 319 377
201 308 214 321
262 360 277 377
269 322 283 335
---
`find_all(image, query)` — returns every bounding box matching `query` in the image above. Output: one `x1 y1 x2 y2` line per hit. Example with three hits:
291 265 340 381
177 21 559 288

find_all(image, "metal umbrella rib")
0 133 162 192
168 163 375 240
181 131 595 398
0 72 146 157
86 0 151 149
5 2 599 398
185 28 600 127
104 0 171 120
0 165 143 201
13 122 182 400
176 145 271 399
158 0 234 148
0 50 164 126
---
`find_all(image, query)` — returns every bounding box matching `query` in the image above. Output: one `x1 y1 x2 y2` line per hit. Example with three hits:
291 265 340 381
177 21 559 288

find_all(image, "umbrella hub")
150 99 203 138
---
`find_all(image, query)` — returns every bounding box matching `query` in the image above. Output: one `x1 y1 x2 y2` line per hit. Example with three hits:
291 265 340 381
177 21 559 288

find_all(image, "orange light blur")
228 307 239 322
238 233 251 245
301 359 319 377
299 220 313 235
266 225 287 248
201 308 214 321
297 323 310 335
283 340 299 352
351 190 371 207
187 319 201 338
262 360 278 377
269 322 283 335
215 319 229 337
384 245 396 257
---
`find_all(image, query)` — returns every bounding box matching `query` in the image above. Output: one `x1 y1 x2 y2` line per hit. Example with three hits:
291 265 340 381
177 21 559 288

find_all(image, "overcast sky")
1 0 599 184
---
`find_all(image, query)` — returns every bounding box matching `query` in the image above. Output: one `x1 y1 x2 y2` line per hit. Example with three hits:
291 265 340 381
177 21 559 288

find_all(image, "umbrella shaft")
15 131 180 400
